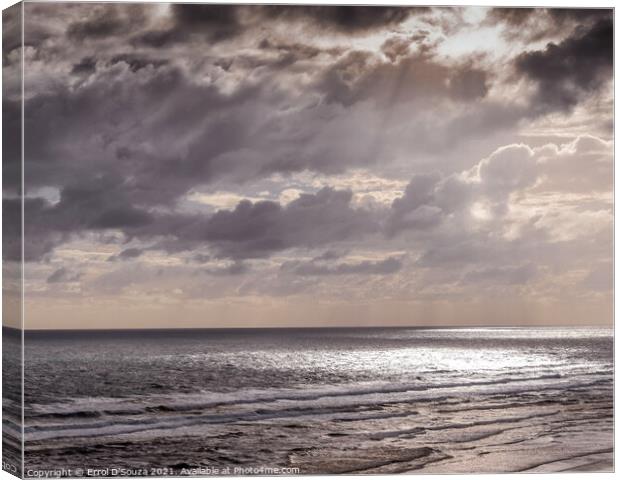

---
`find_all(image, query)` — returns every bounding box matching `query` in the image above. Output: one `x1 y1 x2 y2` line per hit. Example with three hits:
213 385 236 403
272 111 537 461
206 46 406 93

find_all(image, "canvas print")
2 2 614 477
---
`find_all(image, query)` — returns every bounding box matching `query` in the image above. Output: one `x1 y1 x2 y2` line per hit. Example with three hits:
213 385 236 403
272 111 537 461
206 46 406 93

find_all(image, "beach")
17 327 613 475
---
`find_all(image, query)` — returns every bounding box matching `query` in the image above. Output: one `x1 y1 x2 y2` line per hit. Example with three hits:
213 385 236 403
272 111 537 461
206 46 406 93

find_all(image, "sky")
2 3 613 329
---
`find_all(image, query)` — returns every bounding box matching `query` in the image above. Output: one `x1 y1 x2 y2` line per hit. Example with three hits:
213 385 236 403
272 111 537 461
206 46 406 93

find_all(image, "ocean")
5 327 614 475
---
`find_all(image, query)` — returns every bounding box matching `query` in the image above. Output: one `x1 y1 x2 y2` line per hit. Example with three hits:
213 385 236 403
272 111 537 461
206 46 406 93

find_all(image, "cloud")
3 198 68 262
474 144 538 207
2 198 22 262
283 256 403 276
172 4 241 37
204 261 249 276
109 54 169 73
515 17 613 112
5 178 156 262
14 128 610 276
47 267 82 284
461 264 538 286
135 4 243 47
318 48 490 107
2 103 21 198
312 249 348 262
71 57 97 75
8 4 613 327
108 248 144 262
67 4 147 41
203 187 379 259
488 7 611 41
385 169 475 237
258 6 419 33
386 172 445 236
449 66 489 101
14 183 379 263
381 33 428 62
190 253 212 264
2 4 23 66
386 135 611 238
51 176 155 232
134 5 418 49
533 135 613 194
494 7 609 26
22 2 583 245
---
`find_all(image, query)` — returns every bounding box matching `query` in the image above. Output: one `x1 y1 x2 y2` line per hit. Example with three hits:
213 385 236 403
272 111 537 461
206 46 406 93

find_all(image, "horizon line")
2 324 613 334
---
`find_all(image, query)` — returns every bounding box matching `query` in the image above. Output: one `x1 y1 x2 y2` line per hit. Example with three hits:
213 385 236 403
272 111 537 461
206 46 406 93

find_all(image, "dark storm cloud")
7 176 156 262
283 256 403 276
133 28 180 49
488 7 611 41
71 57 97 75
22 60 265 204
143 188 379 260
259 6 418 33
135 4 242 47
172 4 241 39
55 178 154 231
490 7 610 27
67 12 122 40
3 197 71 262
17 183 379 263
135 5 421 48
203 188 379 259
66 4 147 41
516 18 613 112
